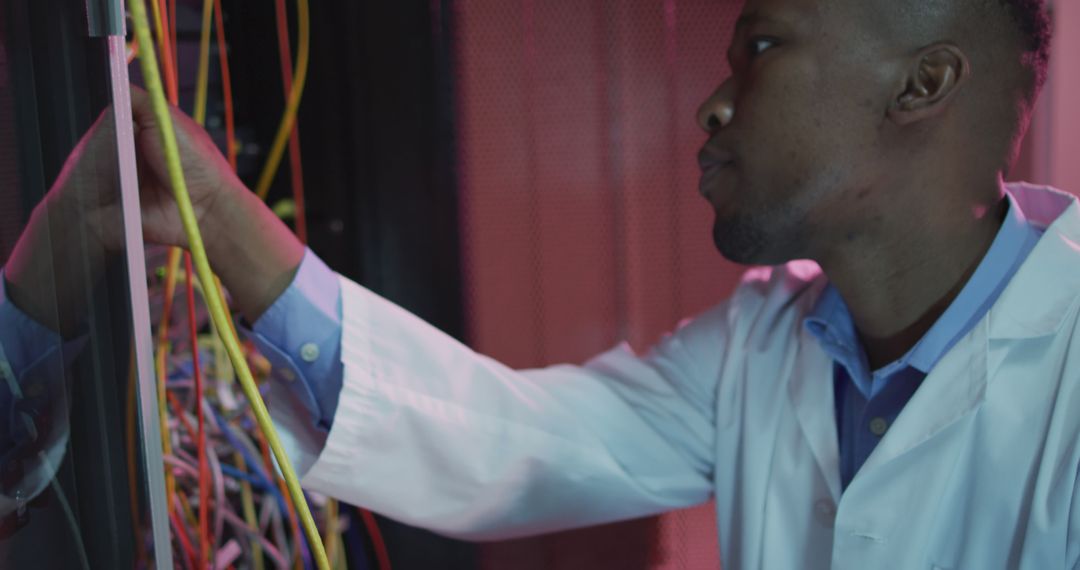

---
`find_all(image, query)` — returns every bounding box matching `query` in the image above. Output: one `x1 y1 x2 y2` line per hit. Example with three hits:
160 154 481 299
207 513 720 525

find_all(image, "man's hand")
51 86 240 253
5 85 305 332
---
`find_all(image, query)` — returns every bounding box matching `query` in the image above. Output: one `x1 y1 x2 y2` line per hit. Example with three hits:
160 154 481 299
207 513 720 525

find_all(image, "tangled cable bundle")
142 262 342 569
123 1 391 568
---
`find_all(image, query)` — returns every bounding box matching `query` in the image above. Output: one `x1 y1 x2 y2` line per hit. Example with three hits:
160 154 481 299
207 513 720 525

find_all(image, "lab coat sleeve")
1071 466 1080 569
267 274 729 541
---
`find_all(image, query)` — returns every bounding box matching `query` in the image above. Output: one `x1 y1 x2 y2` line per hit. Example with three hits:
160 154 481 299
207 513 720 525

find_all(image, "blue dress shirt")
805 191 1044 490
0 274 81 457
243 250 345 432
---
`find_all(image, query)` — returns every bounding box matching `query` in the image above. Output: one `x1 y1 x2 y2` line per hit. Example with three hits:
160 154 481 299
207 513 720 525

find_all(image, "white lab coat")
274 183 1080 569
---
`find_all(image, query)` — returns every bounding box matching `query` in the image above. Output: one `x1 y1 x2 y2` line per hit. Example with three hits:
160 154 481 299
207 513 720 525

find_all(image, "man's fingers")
128 84 157 132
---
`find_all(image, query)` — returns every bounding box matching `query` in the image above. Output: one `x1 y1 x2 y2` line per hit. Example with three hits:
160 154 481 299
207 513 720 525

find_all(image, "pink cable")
220 508 290 569
205 437 228 553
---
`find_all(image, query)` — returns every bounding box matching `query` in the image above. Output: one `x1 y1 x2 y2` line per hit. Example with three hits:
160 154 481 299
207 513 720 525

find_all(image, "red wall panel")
455 1 745 568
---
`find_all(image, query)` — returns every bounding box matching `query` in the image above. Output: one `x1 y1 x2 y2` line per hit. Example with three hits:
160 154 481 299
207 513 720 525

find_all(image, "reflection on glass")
0 1 149 567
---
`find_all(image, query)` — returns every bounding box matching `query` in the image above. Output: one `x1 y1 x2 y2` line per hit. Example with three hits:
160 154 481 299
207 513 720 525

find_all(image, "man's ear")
887 43 970 125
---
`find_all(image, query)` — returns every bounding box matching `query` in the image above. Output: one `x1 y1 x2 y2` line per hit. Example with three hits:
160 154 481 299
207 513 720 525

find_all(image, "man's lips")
698 144 735 197
698 143 735 171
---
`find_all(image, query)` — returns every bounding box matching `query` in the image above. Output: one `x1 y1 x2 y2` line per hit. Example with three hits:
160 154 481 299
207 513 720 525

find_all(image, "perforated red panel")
455 1 745 568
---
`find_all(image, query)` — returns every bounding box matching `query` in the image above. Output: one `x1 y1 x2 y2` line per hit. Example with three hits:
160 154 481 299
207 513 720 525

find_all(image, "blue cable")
218 463 271 491
212 405 313 570
211 407 291 525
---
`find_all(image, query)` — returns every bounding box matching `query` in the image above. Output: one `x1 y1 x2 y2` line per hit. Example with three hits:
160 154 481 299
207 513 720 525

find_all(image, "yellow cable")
323 498 337 567
128 2 330 569
255 0 310 200
324 498 346 570
179 492 198 528
236 451 266 570
193 0 214 125
149 0 167 73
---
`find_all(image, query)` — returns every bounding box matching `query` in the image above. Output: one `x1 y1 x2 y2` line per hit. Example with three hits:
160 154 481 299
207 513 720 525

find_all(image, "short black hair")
999 0 1053 87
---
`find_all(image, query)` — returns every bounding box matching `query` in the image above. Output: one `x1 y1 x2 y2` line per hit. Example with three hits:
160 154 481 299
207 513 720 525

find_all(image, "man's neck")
818 189 1008 370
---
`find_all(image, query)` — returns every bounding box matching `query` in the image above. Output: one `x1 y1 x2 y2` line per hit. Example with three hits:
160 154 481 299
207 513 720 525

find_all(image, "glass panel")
0 0 163 567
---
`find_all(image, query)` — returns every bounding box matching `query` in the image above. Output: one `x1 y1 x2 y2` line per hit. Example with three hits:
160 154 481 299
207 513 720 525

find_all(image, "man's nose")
696 77 736 132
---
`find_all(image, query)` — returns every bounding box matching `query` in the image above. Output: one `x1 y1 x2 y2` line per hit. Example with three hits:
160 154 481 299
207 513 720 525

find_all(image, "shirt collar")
805 284 871 392
904 191 1041 372
804 190 1041 391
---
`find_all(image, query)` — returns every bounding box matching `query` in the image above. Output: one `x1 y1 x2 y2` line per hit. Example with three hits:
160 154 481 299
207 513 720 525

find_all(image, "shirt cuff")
240 248 344 432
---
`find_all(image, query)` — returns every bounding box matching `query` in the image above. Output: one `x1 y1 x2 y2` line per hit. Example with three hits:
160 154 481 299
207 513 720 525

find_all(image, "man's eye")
747 37 778 58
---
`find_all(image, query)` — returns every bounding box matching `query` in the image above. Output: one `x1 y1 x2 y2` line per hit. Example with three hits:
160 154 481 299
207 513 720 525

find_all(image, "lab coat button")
869 417 889 436
279 368 297 382
814 499 836 528
300 343 320 363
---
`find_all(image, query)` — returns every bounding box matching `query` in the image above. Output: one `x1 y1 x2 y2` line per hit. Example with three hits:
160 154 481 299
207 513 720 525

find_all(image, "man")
3 0 1076 567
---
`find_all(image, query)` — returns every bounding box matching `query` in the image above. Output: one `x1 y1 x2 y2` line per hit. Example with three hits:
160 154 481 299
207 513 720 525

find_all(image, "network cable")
127 1 331 569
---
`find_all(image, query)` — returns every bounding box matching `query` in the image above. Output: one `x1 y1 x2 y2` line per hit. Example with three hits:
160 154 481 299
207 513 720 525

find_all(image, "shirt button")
869 417 889 437
279 368 296 382
814 499 836 528
300 343 320 363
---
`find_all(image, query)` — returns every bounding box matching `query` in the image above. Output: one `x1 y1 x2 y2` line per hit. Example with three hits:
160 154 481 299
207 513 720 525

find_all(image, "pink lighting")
1049 0 1080 194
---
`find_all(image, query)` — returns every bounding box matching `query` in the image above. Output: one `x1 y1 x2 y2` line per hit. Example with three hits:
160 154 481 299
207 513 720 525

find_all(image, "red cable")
212 0 238 171
169 502 198 570
184 252 212 567
358 508 393 570
273 0 308 243
157 0 179 105
169 0 178 72
167 390 197 442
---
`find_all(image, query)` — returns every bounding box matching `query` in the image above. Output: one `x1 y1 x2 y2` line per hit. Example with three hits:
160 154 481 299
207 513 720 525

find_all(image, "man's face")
697 0 892 265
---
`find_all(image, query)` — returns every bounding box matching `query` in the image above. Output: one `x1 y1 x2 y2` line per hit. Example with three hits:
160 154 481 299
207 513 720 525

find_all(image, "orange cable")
274 0 308 243
127 38 139 65
212 0 238 170
151 4 183 559
124 348 146 566
155 0 179 104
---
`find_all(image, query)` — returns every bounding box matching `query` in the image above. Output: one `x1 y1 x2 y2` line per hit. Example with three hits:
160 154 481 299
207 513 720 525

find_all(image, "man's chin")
712 218 790 266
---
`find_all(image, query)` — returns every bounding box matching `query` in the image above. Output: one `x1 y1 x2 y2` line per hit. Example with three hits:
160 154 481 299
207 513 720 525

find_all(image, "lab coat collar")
852 316 988 482
989 184 1080 340
852 184 1079 486
789 184 1079 498
789 327 844 501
